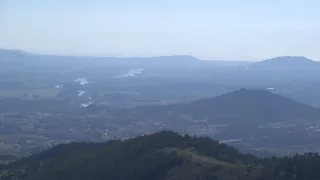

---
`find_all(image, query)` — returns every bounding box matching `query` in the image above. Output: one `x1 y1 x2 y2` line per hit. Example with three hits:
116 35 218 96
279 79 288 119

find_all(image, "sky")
1 0 320 61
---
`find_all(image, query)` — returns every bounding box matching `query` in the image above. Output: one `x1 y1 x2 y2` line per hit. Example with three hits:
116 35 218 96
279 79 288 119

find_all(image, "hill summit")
0 131 260 180
132 89 320 124
251 56 319 70
3 131 320 180
181 89 320 123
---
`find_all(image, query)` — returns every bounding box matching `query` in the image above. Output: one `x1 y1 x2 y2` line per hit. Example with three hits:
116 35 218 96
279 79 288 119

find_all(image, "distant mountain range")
2 48 320 83
0 49 200 62
3 49 320 75
0 49 247 71
2 49 319 66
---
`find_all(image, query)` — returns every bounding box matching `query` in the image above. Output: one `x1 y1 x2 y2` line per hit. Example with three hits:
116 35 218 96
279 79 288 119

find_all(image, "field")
0 88 61 99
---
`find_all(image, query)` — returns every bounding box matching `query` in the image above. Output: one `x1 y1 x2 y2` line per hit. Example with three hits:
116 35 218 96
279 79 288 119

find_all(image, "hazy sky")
1 0 320 61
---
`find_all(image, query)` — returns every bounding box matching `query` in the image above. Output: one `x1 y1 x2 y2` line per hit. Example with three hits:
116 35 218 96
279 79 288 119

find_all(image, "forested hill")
0 131 258 180
2 131 320 180
131 89 320 124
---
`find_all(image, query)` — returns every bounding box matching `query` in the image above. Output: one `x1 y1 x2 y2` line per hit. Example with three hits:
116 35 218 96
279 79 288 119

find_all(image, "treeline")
261 153 320 180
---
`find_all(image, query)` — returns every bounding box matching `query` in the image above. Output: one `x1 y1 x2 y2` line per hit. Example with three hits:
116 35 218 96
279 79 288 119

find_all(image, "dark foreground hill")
0 131 259 180
2 131 320 180
131 89 320 125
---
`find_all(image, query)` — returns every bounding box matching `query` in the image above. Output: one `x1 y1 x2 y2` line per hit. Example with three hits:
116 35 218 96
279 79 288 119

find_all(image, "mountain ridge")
2 49 319 62
0 49 200 61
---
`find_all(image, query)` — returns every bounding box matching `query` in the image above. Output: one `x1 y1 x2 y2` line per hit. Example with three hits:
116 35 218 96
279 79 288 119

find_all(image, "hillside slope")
131 89 320 124
0 131 260 180
3 131 320 180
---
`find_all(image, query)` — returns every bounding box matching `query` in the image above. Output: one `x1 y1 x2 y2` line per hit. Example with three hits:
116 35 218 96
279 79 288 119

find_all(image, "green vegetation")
163 147 237 167
1 131 320 180
0 131 258 180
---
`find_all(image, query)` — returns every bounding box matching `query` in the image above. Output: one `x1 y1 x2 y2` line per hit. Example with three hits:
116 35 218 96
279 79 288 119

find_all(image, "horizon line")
0 48 316 62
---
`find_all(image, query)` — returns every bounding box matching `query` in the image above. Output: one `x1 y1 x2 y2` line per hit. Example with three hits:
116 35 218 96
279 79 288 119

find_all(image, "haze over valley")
1 50 320 160
3 0 320 179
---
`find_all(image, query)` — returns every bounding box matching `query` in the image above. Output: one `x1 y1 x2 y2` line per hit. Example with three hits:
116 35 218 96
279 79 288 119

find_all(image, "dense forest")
0 131 320 180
